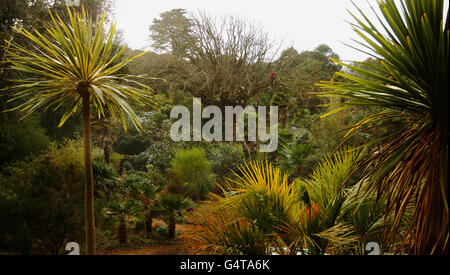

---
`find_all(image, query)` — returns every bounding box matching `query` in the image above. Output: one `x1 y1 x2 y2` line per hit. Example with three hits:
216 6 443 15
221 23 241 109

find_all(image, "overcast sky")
113 0 390 62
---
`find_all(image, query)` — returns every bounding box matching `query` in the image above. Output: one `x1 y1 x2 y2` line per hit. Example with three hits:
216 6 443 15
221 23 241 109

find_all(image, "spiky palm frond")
295 147 362 204
279 149 361 254
3 7 155 131
2 6 156 254
339 179 414 254
183 208 269 255
216 161 297 235
190 161 299 254
318 0 448 254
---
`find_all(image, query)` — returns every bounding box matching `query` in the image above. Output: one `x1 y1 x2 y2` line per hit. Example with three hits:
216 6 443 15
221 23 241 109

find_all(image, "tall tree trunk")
82 93 96 255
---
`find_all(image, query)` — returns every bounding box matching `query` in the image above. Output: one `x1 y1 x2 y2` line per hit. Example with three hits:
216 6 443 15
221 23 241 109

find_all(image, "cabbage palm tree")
3 7 155 254
319 0 448 254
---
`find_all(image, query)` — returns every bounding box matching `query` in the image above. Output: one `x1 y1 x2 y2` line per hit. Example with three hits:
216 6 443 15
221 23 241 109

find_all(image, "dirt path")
100 243 185 255
99 220 196 255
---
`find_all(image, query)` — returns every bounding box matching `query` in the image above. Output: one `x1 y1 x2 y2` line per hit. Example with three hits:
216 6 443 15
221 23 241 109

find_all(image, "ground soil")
98 219 196 255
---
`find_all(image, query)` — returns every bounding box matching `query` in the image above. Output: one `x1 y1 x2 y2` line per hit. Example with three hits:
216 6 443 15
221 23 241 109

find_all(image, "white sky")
112 0 441 62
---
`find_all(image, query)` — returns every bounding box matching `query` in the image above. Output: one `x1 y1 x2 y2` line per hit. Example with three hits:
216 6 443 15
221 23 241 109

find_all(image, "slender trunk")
146 216 153 235
118 223 127 244
168 214 176 239
104 144 110 164
281 109 287 128
82 93 96 255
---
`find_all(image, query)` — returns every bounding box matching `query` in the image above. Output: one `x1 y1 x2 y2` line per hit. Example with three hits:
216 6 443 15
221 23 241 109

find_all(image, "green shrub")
0 140 85 254
207 143 245 181
170 148 215 200
156 225 169 237
0 115 50 167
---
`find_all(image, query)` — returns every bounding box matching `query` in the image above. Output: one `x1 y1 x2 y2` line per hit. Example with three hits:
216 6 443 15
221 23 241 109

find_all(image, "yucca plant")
185 161 297 254
218 161 297 240
318 0 448 254
2 7 155 254
280 203 358 255
339 180 414 254
280 149 361 254
183 207 268 255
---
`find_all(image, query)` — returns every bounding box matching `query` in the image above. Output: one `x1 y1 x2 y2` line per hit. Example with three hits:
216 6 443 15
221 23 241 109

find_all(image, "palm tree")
91 116 119 164
3 7 155 254
104 200 140 245
318 0 448 254
185 158 360 255
159 193 192 239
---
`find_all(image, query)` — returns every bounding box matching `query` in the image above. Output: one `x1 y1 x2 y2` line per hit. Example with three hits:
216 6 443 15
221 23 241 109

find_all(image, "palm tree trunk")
168 214 176 239
146 215 153 235
104 144 110 164
82 93 96 255
118 222 127 244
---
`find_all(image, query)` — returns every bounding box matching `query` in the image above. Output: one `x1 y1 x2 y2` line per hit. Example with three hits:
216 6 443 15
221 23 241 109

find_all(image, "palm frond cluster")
183 150 412 255
4 7 155 130
318 0 448 254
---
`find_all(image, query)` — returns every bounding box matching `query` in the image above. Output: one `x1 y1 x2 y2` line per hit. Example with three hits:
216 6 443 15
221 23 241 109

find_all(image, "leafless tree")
178 12 280 108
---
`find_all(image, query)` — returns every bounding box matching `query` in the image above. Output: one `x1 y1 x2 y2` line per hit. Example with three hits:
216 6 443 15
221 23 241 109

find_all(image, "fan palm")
2 7 155 254
91 116 119 164
318 0 448 254
185 161 298 255
159 193 193 239
281 149 361 254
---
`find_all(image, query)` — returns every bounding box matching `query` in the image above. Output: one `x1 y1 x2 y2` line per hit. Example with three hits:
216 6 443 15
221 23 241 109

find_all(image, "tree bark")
146 216 153 235
168 215 176 239
82 93 96 255
104 144 110 164
118 223 127 244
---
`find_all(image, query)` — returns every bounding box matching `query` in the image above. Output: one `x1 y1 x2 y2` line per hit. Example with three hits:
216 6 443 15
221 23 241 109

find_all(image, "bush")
92 160 117 202
156 225 169 237
0 140 85 254
207 143 245 181
170 148 215 200
0 115 50 167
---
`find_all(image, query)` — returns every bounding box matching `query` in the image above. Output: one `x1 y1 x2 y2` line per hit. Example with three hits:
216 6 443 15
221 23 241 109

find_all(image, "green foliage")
310 109 365 154
122 171 161 201
271 44 341 113
159 193 193 239
207 143 246 180
185 152 388 255
280 150 363 254
279 108 367 179
170 148 215 200
318 0 449 254
279 128 317 178
92 160 117 202
0 115 50 167
184 208 268 255
185 161 297 255
149 9 193 57
156 225 169 237
0 140 85 254
115 130 151 156
93 160 116 181
296 148 362 204
159 193 193 213
3 7 155 130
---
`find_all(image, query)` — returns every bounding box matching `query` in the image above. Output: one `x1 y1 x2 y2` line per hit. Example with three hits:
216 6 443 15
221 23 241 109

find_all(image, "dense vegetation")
0 0 447 255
